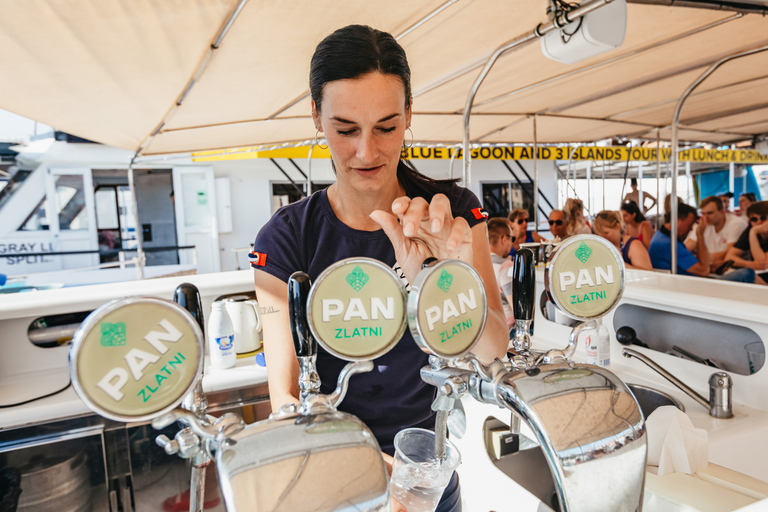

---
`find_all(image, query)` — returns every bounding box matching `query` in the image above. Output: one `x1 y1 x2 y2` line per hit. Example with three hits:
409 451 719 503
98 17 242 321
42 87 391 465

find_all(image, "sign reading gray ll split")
547 236 625 321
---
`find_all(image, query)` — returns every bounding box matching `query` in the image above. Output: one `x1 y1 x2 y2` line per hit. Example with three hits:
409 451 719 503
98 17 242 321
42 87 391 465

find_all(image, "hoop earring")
314 130 328 150
403 128 414 149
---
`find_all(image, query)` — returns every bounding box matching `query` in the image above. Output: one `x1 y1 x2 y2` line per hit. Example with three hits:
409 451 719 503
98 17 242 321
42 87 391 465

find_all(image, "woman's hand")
370 194 473 284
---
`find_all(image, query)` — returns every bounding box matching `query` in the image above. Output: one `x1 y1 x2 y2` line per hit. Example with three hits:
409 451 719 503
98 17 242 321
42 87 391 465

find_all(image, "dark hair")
741 192 757 202
700 195 723 211
310 25 459 205
621 200 645 222
747 201 768 217
664 203 697 223
630 178 638 187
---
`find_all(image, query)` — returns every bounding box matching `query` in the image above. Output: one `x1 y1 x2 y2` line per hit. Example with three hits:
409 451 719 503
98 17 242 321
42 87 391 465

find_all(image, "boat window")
17 195 50 231
481 182 533 218
55 174 88 230
271 182 331 213
0 169 32 212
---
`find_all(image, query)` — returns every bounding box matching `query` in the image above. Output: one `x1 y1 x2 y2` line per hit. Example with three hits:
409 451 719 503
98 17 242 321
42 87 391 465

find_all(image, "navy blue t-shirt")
253 185 484 454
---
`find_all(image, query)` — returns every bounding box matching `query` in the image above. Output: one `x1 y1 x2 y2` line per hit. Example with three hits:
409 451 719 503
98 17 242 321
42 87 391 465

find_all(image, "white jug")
224 295 262 354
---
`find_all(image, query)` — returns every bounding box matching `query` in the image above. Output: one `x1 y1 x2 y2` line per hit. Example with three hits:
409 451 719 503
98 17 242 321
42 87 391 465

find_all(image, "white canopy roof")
1 0 767 155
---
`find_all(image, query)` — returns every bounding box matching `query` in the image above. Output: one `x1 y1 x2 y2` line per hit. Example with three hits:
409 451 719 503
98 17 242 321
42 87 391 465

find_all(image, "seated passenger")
684 195 746 272
507 208 544 257
564 198 591 236
548 209 570 240
487 217 515 333
738 192 757 218
725 201 768 280
593 210 652 270
648 203 755 283
621 200 654 249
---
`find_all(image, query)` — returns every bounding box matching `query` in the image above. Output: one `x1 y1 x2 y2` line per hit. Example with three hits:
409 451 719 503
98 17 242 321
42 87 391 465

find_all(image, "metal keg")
16 450 91 512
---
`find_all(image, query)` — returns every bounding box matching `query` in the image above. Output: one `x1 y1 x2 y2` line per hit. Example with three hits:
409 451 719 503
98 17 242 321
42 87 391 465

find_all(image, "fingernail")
431 219 440 233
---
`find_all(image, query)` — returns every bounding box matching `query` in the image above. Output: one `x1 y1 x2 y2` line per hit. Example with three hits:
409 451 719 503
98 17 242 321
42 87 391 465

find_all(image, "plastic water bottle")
596 317 611 367
582 322 599 366
208 301 236 369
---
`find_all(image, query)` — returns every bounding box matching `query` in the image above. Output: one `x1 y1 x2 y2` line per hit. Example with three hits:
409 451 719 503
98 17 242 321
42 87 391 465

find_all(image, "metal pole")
670 43 768 275
602 161 606 211
127 154 144 279
729 145 735 209
586 160 592 217
533 116 539 232
686 161 692 205
462 0 612 187
656 130 661 223
638 161 644 211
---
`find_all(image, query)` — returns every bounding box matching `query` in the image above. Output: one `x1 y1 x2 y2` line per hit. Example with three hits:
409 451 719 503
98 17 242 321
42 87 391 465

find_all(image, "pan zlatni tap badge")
408 260 487 358
545 235 625 321
307 258 407 361
69 298 203 422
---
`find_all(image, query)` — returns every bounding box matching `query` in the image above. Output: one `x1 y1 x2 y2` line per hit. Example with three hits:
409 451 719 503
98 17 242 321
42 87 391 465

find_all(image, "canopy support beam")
462 0 614 188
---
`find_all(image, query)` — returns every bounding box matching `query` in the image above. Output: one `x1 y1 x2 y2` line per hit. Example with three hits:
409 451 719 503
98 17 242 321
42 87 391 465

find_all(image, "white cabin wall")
210 158 337 271
210 158 559 272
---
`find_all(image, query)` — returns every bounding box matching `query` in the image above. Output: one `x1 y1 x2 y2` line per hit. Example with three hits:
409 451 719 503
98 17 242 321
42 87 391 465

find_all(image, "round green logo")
545 235 625 321
408 261 487 358
307 258 407 360
70 298 203 421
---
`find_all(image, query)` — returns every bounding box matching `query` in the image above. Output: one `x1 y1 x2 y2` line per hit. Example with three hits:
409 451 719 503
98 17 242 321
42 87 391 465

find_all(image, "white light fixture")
541 0 627 65
755 135 768 156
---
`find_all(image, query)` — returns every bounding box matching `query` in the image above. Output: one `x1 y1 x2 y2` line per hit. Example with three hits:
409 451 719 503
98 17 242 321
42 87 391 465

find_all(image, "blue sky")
0 109 51 143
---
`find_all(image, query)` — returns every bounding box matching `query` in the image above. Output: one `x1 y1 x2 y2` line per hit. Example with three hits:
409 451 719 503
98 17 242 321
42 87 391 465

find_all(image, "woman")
620 200 654 249
252 25 507 512
507 208 543 257
564 197 591 236
738 192 757 217
593 210 653 270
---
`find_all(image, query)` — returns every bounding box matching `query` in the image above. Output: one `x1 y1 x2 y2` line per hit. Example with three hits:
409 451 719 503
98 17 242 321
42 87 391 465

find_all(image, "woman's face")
511 215 528 237
312 72 411 194
596 223 622 246
739 196 753 214
621 209 633 226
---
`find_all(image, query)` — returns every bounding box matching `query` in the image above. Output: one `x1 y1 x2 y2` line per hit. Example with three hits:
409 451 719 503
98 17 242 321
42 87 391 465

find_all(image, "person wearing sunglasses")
547 210 570 240
507 208 544 257
488 217 517 334
725 201 768 281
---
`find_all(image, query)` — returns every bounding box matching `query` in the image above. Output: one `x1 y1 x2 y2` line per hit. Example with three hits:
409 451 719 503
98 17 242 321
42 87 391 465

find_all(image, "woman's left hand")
370 194 472 284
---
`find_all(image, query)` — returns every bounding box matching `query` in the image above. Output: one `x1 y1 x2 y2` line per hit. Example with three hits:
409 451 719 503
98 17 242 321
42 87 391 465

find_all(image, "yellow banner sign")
192 145 768 164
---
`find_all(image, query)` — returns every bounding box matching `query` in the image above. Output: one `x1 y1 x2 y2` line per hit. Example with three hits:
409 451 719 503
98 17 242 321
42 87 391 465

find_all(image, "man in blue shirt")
649 203 754 283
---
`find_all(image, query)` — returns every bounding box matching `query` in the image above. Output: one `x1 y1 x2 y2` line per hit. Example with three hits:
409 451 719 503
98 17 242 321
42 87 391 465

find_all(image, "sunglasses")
750 215 767 223
504 234 516 242
516 218 528 224
548 219 564 226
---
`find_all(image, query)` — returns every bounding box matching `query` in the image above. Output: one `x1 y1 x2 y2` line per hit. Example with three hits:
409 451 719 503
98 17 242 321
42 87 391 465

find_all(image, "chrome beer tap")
409 236 647 512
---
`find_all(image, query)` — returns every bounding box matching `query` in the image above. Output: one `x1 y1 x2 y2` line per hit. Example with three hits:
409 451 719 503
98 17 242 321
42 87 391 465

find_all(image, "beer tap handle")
511 248 535 353
512 248 535 322
289 272 321 405
288 272 315 358
173 283 208 417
